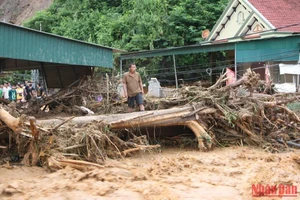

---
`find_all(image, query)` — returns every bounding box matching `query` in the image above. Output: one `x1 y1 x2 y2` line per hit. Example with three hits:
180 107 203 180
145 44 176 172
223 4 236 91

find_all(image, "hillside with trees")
24 0 228 50
24 0 229 84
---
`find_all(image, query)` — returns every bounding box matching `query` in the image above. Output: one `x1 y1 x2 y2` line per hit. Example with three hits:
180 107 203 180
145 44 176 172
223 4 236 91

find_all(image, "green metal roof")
236 35 300 62
0 22 121 68
120 42 235 60
120 34 300 63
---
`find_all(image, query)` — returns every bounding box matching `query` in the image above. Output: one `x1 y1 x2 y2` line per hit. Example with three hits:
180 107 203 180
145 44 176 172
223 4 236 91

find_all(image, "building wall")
218 4 251 40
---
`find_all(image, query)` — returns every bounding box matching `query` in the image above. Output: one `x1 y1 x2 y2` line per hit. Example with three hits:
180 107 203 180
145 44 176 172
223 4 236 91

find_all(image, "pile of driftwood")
1 69 300 170
143 69 300 151
27 75 125 115
112 70 299 151
0 106 161 170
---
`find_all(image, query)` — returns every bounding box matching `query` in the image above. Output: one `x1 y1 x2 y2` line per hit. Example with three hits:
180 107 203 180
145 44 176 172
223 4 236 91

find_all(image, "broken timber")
110 107 213 151
35 106 213 151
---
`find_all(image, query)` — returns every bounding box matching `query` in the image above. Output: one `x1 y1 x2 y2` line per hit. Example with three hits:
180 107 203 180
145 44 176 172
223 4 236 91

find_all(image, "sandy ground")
0 146 299 200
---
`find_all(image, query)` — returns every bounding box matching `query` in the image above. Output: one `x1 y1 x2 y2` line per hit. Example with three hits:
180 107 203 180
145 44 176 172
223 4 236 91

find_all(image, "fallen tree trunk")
36 106 213 151
0 107 22 133
36 107 193 127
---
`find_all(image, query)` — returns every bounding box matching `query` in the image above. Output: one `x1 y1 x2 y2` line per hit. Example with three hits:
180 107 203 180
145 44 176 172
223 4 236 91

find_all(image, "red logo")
252 184 298 197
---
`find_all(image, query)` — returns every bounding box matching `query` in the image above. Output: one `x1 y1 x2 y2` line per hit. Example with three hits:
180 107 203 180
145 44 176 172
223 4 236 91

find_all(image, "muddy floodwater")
0 146 299 200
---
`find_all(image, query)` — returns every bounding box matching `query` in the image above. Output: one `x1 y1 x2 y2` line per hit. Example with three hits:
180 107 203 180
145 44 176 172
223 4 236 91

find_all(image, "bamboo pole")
106 73 109 104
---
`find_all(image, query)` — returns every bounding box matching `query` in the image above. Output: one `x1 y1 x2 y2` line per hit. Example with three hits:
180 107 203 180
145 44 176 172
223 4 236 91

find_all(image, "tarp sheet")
274 83 296 93
279 63 300 75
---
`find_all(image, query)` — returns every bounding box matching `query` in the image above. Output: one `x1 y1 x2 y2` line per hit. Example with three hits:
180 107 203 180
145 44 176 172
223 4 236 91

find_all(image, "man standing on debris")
123 63 145 112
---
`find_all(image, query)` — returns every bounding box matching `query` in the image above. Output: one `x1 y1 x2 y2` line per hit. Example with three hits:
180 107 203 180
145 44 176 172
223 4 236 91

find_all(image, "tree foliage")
24 0 228 50
23 0 229 84
0 71 31 85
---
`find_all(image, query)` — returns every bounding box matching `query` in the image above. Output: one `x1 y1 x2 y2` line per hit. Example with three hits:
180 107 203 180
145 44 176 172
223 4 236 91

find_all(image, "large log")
36 106 218 127
36 107 192 127
35 106 213 150
0 108 22 133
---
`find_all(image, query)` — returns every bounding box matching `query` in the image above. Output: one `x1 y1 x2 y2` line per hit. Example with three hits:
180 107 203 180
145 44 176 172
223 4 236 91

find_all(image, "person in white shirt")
2 83 10 100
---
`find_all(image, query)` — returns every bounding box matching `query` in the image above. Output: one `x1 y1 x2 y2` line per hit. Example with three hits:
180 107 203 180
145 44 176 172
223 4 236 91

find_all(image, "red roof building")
248 0 300 32
207 0 300 41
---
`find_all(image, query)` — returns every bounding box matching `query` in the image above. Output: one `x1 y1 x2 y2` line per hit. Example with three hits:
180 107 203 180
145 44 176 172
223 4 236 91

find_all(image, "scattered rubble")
0 69 300 170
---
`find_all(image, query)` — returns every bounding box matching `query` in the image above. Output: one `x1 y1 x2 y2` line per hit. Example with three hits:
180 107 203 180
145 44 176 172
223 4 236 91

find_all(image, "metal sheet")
43 65 92 88
0 22 113 68
236 36 300 63
120 43 235 60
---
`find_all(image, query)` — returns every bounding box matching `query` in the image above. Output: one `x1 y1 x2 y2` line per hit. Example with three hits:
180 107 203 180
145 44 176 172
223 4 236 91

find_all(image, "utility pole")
173 55 178 89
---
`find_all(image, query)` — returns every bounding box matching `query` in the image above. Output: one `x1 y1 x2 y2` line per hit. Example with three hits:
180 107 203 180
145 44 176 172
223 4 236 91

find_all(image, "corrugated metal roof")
0 22 123 68
236 35 300 62
120 34 300 63
120 42 235 60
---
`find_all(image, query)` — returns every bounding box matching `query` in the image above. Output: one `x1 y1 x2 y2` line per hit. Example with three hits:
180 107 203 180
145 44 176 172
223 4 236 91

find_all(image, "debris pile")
45 121 160 171
144 69 300 151
0 105 161 170
1 69 300 170
27 75 125 115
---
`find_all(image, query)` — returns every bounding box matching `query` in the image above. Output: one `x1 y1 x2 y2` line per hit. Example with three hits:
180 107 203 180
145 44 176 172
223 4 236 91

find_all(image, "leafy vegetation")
24 0 229 84
0 71 31 85
24 0 228 50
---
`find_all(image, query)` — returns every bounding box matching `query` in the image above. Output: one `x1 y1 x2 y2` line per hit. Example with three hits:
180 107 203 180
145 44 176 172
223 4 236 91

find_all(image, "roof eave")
206 0 236 41
243 0 275 29
0 21 124 52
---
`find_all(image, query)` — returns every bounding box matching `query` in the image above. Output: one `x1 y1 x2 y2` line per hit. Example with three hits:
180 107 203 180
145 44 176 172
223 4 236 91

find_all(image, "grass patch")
287 102 300 114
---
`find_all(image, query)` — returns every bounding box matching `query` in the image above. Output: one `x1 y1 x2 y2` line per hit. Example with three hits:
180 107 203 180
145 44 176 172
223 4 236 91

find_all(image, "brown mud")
0 146 299 200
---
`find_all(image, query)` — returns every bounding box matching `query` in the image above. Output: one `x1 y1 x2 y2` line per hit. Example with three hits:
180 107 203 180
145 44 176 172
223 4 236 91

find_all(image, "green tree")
23 0 230 84
167 0 228 45
24 0 229 50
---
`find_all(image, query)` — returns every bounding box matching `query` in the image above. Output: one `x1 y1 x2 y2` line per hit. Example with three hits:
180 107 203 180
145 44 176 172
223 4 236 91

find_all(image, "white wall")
218 4 250 40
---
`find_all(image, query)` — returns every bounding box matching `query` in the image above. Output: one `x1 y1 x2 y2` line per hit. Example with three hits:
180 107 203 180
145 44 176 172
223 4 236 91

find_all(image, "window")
237 11 244 24
253 24 263 32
